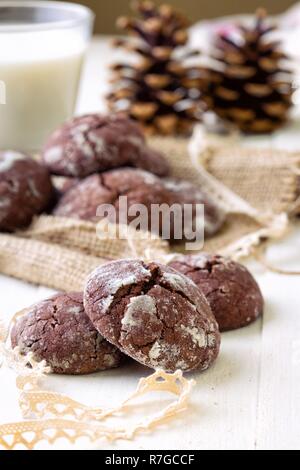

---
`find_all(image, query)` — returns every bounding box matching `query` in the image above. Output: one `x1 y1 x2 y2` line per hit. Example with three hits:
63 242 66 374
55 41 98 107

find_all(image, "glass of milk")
0 1 94 151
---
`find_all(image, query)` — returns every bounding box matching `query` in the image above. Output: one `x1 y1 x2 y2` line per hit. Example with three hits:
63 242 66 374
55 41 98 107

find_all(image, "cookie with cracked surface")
52 169 172 226
0 151 54 231
42 114 169 178
11 292 124 375
168 253 264 331
53 168 225 240
84 259 221 373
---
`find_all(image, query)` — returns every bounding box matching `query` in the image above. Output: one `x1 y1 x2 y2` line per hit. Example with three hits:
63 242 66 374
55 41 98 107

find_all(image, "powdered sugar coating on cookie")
11 292 124 375
84 259 221 373
169 253 264 331
0 151 53 231
0 151 26 172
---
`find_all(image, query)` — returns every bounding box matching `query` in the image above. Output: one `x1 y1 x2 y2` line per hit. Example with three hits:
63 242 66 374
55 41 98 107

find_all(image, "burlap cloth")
0 132 299 291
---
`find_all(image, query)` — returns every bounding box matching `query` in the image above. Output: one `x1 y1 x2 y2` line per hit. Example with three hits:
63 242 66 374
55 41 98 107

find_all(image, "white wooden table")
1 37 300 450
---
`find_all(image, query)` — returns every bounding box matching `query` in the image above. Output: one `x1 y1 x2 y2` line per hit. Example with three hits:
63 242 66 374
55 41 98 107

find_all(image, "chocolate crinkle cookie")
53 168 170 225
53 168 225 241
84 259 221 373
11 292 124 375
0 151 54 231
168 253 264 332
42 114 169 178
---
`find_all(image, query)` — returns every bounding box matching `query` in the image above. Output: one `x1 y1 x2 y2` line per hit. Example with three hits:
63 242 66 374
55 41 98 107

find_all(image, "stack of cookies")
44 113 225 241
1 112 264 375
0 113 225 240
11 256 263 375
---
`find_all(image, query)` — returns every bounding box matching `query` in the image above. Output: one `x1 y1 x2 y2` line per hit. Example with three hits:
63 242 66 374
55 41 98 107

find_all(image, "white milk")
0 28 86 151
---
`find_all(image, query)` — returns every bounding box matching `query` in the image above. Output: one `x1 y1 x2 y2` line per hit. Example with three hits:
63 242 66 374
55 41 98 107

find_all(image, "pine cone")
107 1 205 136
202 9 294 134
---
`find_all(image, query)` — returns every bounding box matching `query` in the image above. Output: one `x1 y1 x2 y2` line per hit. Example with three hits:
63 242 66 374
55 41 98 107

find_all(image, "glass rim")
0 1 95 33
